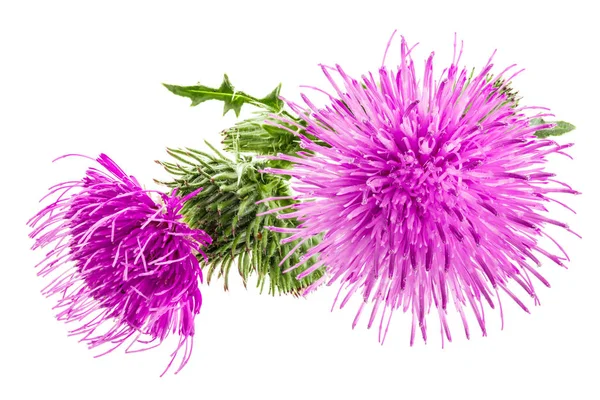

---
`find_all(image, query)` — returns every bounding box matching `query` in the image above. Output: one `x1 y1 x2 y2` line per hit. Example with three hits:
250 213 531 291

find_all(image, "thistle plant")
27 33 580 377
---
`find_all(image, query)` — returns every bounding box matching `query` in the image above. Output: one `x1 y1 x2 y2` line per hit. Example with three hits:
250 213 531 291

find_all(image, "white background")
1 1 598 399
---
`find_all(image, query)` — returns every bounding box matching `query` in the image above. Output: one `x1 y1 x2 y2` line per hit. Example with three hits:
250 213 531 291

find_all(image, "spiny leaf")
531 118 576 138
163 74 284 117
257 84 284 114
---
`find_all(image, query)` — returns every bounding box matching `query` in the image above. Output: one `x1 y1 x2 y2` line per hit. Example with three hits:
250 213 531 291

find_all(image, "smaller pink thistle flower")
28 154 212 375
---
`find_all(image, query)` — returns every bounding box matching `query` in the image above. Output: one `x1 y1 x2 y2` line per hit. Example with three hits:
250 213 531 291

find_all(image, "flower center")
363 143 460 215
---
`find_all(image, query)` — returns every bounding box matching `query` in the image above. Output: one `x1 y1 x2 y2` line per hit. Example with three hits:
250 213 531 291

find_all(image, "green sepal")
163 74 284 117
531 118 576 138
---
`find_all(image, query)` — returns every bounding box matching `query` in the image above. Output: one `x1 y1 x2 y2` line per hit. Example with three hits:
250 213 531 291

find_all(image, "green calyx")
221 113 308 156
157 144 323 296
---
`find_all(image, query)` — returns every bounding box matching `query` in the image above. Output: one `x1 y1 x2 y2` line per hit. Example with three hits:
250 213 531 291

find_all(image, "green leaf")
531 118 576 138
163 74 283 117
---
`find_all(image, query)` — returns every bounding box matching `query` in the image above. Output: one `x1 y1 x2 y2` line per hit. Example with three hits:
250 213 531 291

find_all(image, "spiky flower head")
264 37 578 344
159 145 323 295
28 154 212 375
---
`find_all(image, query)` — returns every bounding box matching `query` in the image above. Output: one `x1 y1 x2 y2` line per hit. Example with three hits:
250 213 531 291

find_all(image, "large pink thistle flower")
264 37 578 345
28 154 212 374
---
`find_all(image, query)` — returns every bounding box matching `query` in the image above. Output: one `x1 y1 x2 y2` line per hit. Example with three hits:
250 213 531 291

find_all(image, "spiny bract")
159 146 323 296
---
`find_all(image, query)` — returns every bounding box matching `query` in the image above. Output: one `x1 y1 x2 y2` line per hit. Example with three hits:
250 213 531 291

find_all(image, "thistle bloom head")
265 36 578 344
28 154 212 374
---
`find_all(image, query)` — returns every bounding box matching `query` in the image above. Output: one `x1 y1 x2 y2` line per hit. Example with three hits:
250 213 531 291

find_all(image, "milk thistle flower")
264 36 579 344
28 154 212 375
